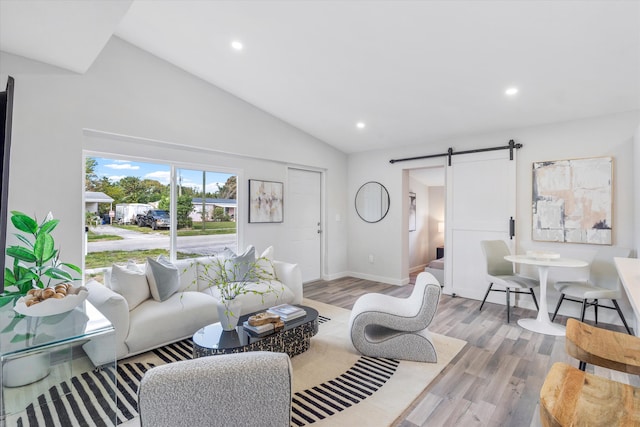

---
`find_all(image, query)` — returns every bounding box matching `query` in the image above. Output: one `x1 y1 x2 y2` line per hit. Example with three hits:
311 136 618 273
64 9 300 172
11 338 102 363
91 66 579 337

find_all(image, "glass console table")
1 299 115 426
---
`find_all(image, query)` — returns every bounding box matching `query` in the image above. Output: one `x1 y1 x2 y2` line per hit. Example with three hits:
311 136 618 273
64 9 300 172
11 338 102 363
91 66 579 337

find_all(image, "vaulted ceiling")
1 1 638 154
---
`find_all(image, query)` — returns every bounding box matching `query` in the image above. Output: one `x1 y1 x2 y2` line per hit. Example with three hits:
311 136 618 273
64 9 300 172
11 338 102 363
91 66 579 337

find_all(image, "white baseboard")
321 271 350 281
410 264 427 273
348 271 407 286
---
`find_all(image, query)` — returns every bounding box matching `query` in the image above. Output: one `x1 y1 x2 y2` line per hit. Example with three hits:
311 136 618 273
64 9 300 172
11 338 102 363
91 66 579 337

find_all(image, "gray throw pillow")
146 255 180 301
221 245 256 281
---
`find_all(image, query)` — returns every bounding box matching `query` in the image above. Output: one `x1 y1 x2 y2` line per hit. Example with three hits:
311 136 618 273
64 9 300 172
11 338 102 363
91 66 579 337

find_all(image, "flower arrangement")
1 211 81 307
192 250 283 330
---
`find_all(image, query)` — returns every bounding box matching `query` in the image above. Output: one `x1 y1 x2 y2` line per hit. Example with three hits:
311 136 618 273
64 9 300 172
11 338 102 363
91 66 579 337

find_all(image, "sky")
92 157 234 194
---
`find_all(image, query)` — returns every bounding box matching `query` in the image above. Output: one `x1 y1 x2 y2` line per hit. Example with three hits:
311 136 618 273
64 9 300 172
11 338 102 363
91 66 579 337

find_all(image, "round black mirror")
355 181 390 223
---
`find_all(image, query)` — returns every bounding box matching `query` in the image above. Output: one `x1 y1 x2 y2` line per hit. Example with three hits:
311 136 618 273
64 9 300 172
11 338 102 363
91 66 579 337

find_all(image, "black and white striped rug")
12 301 465 426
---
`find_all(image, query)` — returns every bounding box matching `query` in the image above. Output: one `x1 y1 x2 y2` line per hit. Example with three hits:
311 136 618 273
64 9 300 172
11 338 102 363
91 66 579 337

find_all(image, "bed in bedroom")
424 257 445 287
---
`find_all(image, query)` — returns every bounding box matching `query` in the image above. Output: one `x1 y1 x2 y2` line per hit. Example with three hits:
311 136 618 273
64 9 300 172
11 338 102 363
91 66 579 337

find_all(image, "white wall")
348 110 639 324
0 37 349 279
635 123 640 252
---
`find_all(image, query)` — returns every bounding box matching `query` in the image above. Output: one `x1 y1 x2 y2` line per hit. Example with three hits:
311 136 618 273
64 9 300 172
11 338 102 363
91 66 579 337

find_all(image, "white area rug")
8 299 466 427
291 299 467 426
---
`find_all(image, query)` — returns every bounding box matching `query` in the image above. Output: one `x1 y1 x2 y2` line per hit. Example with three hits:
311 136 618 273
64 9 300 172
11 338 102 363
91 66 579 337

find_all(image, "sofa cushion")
146 255 181 302
173 258 198 292
110 261 150 310
126 291 217 354
194 256 225 292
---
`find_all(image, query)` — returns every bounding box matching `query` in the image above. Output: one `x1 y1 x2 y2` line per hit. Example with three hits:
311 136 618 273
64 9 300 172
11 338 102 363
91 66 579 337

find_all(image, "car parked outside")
137 209 171 230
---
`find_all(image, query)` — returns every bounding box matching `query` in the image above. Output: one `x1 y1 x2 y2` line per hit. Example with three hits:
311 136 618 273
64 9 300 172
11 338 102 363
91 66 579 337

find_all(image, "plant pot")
3 352 51 387
217 299 242 331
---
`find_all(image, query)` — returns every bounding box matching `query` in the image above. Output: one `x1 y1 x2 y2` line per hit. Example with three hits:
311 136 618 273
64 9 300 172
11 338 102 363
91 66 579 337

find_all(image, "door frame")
402 158 448 281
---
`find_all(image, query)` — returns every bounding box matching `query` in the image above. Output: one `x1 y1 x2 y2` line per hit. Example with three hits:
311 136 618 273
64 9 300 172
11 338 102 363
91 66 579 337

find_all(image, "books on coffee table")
267 304 306 321
242 320 275 336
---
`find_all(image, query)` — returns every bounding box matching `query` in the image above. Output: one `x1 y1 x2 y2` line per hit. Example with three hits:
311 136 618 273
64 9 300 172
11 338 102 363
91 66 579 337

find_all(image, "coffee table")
192 305 319 358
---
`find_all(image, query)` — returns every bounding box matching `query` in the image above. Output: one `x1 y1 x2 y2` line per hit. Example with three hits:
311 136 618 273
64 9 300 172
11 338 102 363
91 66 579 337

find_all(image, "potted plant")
1 211 83 312
0 211 84 386
194 252 284 330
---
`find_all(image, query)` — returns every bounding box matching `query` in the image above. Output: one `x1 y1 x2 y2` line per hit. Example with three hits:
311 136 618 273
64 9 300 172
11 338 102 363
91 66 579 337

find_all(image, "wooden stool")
566 318 640 374
540 362 640 426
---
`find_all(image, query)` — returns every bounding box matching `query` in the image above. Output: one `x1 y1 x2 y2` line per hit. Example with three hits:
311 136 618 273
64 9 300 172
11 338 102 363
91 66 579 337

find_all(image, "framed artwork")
532 156 612 244
409 192 416 232
249 179 284 223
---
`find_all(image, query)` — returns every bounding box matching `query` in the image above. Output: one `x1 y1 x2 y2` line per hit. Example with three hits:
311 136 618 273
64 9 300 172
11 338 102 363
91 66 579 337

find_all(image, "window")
84 156 237 282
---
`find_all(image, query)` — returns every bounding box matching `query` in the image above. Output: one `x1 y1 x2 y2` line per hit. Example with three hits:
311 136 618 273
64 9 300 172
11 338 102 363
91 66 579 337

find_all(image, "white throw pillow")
221 245 256 281
256 246 276 278
110 261 150 310
146 255 181 302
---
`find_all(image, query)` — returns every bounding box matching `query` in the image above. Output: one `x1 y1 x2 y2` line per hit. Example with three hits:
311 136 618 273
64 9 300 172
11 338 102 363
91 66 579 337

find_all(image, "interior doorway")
407 167 445 284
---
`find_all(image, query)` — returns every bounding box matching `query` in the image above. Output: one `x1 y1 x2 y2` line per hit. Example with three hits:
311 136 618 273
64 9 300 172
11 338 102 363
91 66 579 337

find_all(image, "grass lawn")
87 231 123 242
85 249 198 269
115 224 167 234
112 222 236 236
84 249 200 283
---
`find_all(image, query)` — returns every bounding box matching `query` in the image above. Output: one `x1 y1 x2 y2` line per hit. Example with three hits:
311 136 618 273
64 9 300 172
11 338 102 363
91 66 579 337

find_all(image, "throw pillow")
221 245 256 281
146 255 181 302
256 246 276 278
110 261 150 310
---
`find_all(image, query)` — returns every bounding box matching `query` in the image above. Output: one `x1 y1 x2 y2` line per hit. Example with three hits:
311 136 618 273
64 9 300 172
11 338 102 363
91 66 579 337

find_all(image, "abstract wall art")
532 156 612 244
249 179 284 223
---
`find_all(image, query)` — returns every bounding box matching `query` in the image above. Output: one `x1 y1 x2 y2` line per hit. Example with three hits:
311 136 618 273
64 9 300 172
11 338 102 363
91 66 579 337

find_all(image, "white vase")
217 299 242 331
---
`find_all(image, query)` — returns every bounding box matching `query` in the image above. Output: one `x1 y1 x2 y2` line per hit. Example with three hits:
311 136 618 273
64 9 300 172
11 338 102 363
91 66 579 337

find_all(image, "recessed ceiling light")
231 40 243 51
505 87 519 96
356 122 366 129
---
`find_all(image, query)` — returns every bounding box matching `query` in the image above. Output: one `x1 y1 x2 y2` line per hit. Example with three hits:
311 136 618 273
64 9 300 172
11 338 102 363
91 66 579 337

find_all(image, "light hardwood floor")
303 275 639 427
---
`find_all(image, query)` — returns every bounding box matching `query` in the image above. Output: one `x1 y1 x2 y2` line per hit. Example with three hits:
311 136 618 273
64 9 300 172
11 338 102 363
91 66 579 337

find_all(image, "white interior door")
282 168 322 283
444 150 517 302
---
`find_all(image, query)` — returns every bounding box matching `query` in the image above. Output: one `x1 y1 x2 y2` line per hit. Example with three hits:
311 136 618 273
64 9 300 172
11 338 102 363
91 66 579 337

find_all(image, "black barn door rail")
389 139 522 166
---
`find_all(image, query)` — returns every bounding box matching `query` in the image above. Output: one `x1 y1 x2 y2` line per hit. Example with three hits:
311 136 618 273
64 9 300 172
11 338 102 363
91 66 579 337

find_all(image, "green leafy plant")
2 211 81 304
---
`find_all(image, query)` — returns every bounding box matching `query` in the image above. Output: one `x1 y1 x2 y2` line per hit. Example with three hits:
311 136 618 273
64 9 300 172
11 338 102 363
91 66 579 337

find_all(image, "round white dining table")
504 255 588 336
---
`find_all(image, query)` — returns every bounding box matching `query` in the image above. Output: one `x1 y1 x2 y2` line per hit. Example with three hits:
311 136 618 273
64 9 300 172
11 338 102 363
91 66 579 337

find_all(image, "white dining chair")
480 240 539 323
551 246 632 335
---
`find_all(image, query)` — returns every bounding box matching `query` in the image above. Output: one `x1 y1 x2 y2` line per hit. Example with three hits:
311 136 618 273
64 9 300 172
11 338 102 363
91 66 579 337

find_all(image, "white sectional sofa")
83 250 302 367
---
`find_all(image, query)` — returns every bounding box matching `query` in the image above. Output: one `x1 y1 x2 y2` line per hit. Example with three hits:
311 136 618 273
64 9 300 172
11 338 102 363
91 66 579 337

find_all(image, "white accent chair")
348 272 441 362
551 247 633 335
137 351 292 427
480 240 539 323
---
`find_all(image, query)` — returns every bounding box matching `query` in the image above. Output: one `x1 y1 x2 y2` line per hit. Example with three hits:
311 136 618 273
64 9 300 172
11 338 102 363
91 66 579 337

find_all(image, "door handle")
509 217 515 240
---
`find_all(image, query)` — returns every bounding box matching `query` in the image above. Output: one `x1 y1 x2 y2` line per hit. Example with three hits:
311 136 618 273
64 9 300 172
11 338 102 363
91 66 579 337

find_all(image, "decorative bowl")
14 289 89 317
526 250 560 261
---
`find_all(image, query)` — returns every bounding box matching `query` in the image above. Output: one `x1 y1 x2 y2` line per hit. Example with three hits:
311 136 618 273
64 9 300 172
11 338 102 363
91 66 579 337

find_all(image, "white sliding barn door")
281 168 322 283
444 150 517 302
